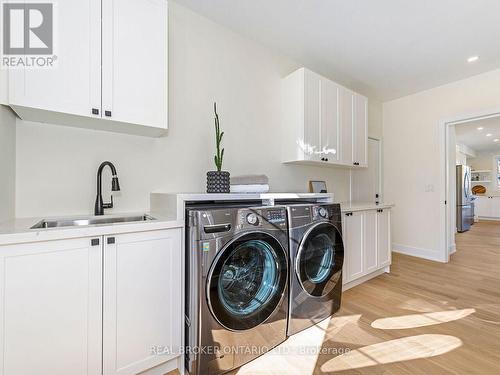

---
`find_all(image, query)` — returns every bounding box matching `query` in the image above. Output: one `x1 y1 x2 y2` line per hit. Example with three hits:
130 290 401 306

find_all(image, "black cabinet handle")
107 237 115 245
91 238 100 246
105 110 112 117
345 212 353 216
92 108 99 115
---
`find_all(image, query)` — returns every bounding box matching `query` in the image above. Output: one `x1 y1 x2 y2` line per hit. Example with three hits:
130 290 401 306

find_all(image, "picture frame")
309 180 327 193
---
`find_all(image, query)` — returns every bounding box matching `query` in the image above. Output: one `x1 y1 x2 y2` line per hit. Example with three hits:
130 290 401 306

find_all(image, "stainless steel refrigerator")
456 165 473 232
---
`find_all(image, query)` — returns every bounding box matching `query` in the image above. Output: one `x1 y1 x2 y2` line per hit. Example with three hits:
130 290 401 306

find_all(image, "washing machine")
185 204 289 375
286 203 344 336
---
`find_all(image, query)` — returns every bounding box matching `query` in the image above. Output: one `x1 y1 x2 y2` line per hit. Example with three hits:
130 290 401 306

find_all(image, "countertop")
340 202 394 212
0 212 183 246
150 192 335 221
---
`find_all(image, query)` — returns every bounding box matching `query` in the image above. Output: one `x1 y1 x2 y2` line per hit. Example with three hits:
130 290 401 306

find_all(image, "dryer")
286 203 344 336
185 204 289 375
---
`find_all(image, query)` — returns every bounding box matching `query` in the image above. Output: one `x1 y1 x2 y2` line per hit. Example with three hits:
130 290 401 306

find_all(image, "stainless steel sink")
30 214 156 229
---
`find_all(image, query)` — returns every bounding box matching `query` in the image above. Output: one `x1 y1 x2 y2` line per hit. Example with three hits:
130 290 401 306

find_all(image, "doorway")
441 111 500 261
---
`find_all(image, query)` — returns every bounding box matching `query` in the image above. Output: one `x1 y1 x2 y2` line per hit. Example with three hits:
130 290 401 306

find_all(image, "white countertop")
150 192 335 221
0 212 183 246
340 202 394 212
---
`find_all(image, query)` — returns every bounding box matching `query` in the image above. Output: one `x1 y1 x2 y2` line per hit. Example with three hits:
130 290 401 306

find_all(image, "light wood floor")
172 220 500 374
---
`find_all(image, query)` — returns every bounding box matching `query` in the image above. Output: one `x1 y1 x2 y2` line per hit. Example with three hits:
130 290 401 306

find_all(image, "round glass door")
296 222 344 297
207 232 288 331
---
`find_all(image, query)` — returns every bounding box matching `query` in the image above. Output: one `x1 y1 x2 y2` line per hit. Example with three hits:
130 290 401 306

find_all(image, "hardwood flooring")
173 221 500 374
234 220 500 374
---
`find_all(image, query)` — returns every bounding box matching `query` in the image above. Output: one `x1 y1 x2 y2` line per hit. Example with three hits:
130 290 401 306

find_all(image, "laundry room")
1 1 500 374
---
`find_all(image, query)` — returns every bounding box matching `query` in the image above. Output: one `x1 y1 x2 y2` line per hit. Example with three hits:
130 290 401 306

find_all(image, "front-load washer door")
296 222 344 297
207 232 288 331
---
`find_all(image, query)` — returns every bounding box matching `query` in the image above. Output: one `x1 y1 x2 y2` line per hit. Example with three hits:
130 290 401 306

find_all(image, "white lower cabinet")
0 228 182 375
103 230 182 375
343 211 364 282
0 237 103 375
342 208 391 285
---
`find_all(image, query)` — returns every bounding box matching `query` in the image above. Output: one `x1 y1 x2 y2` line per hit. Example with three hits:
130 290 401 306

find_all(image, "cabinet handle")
107 237 115 245
92 108 99 115
345 212 353 216
91 238 100 246
105 110 112 117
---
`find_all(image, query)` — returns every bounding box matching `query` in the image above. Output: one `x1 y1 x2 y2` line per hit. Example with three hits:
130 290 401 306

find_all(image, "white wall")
15 2 381 218
0 106 16 223
384 67 500 261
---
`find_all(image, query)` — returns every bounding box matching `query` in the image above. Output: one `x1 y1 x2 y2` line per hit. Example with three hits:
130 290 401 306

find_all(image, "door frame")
439 107 500 262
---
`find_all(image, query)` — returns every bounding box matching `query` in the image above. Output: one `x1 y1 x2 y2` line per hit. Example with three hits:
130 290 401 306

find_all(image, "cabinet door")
102 0 168 129
103 229 182 375
302 69 322 161
363 210 378 273
353 93 368 167
490 197 500 218
0 237 102 375
339 87 354 166
9 0 101 118
475 196 491 217
321 80 340 163
377 209 391 268
343 211 364 283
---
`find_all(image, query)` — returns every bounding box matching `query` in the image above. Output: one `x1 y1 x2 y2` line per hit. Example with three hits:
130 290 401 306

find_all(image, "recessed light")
467 56 479 63
494 139 499 142
487 133 493 137
477 127 484 130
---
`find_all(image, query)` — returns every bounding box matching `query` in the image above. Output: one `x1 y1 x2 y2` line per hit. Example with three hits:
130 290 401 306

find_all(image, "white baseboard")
392 243 447 263
449 243 456 254
477 216 500 222
343 267 388 291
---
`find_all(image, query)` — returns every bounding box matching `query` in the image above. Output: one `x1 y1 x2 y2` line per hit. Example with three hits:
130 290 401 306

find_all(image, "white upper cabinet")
303 69 322 162
9 0 101 119
321 79 340 163
339 87 354 166
282 67 367 168
7 0 168 137
102 0 168 130
353 93 368 167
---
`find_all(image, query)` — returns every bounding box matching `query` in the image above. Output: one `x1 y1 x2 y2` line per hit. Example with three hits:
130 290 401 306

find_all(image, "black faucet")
94 161 121 216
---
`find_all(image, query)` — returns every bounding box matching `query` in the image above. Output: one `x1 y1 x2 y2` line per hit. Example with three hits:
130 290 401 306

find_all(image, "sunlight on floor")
398 298 453 313
321 334 463 372
371 309 475 330
235 317 331 375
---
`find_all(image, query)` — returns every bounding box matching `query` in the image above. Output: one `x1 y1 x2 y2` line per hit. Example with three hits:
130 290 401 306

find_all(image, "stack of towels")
230 174 270 193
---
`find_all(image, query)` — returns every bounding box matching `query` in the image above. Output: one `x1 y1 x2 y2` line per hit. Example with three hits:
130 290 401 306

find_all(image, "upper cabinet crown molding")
281 67 368 168
4 0 168 137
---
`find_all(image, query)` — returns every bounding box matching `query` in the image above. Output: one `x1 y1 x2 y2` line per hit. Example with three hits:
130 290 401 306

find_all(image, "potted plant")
207 103 230 193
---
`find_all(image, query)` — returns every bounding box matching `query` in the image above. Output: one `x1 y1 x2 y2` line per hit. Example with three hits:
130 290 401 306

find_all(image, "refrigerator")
456 165 473 232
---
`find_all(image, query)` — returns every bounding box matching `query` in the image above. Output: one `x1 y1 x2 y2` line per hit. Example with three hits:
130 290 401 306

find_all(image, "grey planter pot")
206 171 230 193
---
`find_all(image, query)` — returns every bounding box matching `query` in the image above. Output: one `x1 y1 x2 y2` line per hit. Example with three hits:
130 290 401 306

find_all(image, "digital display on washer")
266 209 286 224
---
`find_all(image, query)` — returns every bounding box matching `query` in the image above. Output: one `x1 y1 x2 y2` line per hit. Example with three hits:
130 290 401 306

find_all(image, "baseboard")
477 216 500 222
343 267 388 291
449 243 456 254
392 243 447 263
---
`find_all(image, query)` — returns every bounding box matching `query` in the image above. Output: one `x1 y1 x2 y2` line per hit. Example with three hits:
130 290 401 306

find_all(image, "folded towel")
231 174 269 185
230 184 270 193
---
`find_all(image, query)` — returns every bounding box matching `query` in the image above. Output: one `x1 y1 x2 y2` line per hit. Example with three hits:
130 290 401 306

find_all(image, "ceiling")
174 0 500 101
456 117 500 153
